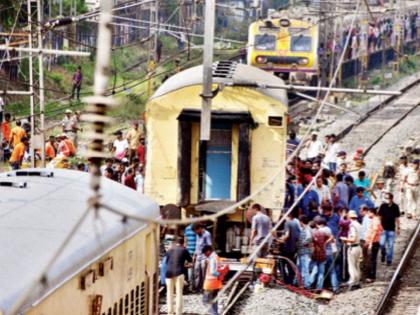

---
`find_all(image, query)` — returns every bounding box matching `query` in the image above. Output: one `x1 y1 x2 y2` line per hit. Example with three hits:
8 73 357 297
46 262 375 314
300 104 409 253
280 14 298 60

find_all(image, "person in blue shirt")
184 223 197 292
354 171 371 196
298 182 320 217
349 187 375 217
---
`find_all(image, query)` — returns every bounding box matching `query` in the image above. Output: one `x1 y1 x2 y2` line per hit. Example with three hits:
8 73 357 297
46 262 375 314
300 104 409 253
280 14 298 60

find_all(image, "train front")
247 17 319 86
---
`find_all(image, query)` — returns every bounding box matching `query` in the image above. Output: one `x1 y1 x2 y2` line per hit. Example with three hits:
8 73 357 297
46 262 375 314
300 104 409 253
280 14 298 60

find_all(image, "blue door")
205 124 232 200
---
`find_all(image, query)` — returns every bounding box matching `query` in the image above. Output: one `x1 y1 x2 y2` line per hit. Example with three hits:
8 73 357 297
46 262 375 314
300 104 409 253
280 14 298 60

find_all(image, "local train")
247 12 319 85
0 169 160 315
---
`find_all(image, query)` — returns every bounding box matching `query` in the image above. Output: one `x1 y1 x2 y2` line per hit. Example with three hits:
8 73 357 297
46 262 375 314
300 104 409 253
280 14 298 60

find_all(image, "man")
61 109 78 144
378 193 400 266
45 135 57 161
57 134 76 157
309 217 332 291
401 160 419 219
126 121 142 163
354 171 371 196
165 237 192 315
345 175 357 203
71 66 83 100
123 168 137 190
286 131 300 158
297 215 312 289
278 213 300 284
349 187 375 218
325 134 340 172
137 135 146 166
298 181 320 217
100 158 114 175
0 95 4 123
306 132 323 161
1 112 11 143
337 161 351 180
184 223 197 291
313 176 332 204
340 210 362 289
193 223 212 292
9 136 29 170
112 131 129 161
364 208 383 282
333 173 349 208
372 178 388 208
202 245 224 315
359 205 372 279
9 120 26 149
398 156 409 214
249 203 271 258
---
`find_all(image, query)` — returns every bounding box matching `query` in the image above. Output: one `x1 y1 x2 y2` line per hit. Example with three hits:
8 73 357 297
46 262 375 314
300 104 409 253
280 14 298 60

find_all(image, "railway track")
375 222 420 315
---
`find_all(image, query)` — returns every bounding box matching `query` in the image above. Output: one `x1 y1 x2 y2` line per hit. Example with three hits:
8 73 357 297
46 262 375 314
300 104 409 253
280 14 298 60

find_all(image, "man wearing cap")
349 187 375 218
306 132 323 161
401 160 419 219
372 179 387 207
340 210 362 289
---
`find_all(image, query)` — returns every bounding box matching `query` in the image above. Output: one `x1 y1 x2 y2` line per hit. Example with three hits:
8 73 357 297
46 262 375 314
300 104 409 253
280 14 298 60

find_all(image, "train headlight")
256 56 268 64
298 58 309 65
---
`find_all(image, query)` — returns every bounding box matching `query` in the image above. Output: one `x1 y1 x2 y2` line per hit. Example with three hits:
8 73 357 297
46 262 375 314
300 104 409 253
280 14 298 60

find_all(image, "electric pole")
36 0 46 167
27 0 36 168
200 0 215 141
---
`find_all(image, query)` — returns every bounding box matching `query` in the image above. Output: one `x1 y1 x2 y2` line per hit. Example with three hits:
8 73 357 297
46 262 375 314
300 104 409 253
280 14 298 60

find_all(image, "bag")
217 264 230 281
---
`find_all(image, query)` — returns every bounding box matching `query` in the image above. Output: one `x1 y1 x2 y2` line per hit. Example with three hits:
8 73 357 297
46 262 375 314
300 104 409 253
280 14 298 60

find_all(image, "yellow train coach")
145 61 288 215
0 169 160 315
247 16 319 85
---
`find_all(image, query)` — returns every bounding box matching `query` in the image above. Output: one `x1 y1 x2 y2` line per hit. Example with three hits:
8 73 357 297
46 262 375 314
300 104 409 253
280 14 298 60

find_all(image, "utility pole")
200 0 215 141
37 0 46 167
27 0 36 168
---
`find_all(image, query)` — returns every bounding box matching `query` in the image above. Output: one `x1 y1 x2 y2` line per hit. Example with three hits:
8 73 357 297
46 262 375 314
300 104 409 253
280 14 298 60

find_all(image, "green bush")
49 72 64 86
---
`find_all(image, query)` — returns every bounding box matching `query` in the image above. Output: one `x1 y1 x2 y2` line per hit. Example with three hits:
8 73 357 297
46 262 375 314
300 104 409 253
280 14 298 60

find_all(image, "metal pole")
200 0 215 141
28 0 36 168
0 46 91 56
37 0 46 167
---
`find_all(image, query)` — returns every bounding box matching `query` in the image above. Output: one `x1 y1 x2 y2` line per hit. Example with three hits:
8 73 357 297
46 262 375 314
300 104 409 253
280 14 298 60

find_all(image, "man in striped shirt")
184 223 197 291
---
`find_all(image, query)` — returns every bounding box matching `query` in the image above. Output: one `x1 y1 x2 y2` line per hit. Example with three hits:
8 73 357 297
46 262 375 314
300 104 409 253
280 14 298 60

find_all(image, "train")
247 11 319 85
0 169 160 315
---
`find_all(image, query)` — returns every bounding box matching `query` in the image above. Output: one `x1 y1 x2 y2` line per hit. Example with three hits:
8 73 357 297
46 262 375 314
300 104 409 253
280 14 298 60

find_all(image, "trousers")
405 186 419 218
368 242 380 280
166 274 184 315
203 289 219 315
194 259 207 291
347 245 362 285
380 230 396 264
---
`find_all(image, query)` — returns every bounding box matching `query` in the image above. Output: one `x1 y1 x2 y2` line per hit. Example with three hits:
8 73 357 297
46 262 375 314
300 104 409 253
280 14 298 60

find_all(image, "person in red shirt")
137 135 146 166
124 167 137 190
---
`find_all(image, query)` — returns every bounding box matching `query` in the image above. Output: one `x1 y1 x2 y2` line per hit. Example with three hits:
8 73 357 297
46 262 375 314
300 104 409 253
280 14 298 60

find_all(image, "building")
0 169 160 315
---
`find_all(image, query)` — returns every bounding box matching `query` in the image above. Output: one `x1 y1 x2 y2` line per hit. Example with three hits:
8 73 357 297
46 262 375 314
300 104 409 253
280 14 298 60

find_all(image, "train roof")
0 169 160 315
151 61 288 106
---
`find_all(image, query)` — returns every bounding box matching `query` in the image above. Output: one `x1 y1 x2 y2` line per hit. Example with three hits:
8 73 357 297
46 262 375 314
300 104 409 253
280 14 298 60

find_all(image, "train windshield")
290 35 312 52
255 34 276 51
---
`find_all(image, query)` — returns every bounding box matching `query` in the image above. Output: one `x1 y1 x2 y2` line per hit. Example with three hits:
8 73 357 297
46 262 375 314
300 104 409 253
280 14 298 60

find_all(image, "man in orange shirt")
9 120 27 148
9 136 29 170
1 113 11 143
364 208 383 282
58 134 76 157
45 135 57 160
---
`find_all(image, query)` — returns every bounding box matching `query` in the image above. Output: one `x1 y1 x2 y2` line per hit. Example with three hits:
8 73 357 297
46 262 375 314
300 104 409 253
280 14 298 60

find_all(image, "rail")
375 221 420 315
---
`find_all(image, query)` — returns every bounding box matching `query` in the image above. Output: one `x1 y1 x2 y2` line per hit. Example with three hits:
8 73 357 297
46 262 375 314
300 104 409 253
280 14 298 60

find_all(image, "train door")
203 123 232 200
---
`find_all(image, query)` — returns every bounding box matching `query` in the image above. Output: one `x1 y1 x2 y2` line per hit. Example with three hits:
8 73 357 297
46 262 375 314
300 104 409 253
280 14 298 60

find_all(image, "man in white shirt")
0 96 4 123
306 132 324 161
372 179 387 207
398 156 409 214
313 176 332 205
402 160 419 219
112 130 129 161
325 134 340 173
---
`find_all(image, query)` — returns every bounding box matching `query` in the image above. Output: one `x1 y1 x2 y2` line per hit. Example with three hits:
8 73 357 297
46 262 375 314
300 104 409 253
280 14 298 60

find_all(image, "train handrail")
375 220 420 315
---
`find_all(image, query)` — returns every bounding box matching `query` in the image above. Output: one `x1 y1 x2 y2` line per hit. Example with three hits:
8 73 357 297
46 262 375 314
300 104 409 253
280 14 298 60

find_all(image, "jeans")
329 162 337 173
325 254 339 292
297 254 311 288
203 290 219 315
380 230 396 264
368 242 380 279
310 261 326 289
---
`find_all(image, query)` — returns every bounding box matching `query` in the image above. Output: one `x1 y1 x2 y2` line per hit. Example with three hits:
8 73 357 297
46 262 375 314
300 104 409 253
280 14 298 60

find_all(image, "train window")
255 34 276 51
290 36 312 52
268 116 283 127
